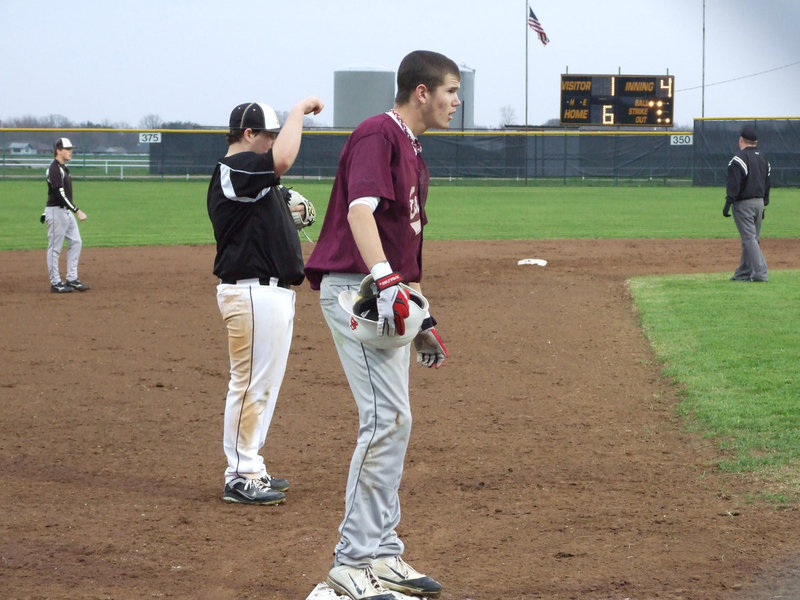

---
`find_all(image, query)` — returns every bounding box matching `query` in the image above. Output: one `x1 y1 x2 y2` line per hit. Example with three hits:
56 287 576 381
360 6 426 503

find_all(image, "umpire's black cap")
740 125 758 142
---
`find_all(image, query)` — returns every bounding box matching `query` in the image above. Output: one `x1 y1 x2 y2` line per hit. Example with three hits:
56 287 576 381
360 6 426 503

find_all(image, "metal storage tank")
334 66 395 128
451 65 475 130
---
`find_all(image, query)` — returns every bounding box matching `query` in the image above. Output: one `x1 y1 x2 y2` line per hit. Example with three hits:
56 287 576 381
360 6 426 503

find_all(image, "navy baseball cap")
740 125 758 142
229 102 281 132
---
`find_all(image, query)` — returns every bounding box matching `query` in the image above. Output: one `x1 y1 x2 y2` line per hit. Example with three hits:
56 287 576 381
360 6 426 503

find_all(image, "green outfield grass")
3 178 800 499
630 271 800 501
2 179 799 249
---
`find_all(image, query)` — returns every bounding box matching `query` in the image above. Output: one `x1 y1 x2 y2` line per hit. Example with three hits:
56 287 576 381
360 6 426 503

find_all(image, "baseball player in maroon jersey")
44 138 90 293
305 50 459 599
207 97 323 506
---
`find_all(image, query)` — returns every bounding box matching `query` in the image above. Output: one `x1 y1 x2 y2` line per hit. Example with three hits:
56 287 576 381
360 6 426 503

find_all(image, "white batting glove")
414 315 449 368
374 271 410 337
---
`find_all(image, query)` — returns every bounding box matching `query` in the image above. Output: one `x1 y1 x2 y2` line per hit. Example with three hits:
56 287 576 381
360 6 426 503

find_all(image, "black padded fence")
148 132 227 176
3 121 797 185
147 130 696 181
693 118 800 187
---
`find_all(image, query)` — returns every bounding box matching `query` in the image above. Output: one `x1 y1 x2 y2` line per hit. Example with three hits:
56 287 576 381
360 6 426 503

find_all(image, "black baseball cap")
740 125 758 142
228 102 281 132
54 137 74 150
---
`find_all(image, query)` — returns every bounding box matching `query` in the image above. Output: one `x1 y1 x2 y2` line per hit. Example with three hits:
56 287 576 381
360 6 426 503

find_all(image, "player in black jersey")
207 97 323 505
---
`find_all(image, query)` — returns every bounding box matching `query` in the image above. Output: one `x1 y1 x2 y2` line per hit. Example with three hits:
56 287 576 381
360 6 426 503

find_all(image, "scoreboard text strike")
560 74 674 126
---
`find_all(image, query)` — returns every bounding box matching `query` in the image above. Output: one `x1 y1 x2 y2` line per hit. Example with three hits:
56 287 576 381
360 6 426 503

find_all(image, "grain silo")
334 66 395 128
451 65 475 130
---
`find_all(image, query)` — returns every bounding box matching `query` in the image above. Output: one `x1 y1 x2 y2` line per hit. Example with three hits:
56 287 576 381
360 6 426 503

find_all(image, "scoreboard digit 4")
560 74 674 127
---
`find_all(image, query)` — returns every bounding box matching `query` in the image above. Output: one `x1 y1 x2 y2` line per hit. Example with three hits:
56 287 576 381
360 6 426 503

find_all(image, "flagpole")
525 1 529 128
701 0 706 118
524 2 529 183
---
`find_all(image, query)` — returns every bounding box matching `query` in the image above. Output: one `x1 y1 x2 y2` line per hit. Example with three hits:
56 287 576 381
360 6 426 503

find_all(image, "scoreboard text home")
560 74 674 126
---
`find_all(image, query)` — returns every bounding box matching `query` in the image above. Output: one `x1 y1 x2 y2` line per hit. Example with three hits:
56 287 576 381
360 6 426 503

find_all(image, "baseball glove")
280 186 316 229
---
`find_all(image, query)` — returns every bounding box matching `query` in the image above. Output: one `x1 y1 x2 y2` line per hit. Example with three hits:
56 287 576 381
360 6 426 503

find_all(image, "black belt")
221 277 289 289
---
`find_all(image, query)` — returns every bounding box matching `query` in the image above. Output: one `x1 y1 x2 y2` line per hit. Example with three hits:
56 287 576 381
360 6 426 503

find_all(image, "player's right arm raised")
271 96 324 177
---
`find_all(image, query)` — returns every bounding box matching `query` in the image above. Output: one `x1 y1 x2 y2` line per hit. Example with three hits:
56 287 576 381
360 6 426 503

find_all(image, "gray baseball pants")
320 273 410 567
45 206 82 285
732 197 768 282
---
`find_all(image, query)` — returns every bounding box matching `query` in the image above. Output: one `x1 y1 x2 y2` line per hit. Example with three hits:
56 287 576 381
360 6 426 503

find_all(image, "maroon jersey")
305 113 429 290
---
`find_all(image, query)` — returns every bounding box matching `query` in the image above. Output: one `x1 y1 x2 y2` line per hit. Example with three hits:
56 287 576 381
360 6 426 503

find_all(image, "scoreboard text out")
560 74 674 127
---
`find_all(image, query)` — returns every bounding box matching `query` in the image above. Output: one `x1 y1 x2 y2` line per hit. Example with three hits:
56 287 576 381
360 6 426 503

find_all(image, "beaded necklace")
390 109 422 155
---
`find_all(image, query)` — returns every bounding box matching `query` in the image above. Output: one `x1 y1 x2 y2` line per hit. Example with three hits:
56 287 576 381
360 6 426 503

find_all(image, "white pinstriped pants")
216 279 295 484
320 273 410 566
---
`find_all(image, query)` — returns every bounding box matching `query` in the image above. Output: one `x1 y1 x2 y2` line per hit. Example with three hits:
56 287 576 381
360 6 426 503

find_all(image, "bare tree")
5 114 74 128
139 114 162 129
45 114 73 128
499 105 517 128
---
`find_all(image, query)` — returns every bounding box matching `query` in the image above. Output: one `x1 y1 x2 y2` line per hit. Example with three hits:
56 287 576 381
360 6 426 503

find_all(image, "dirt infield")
3 238 800 600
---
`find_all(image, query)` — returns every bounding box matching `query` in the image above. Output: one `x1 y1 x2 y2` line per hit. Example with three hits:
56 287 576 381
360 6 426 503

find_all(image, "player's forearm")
59 187 78 212
272 96 324 177
271 107 305 177
347 204 386 270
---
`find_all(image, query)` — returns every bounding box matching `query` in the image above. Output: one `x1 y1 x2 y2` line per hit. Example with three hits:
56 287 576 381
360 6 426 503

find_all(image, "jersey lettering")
409 185 421 235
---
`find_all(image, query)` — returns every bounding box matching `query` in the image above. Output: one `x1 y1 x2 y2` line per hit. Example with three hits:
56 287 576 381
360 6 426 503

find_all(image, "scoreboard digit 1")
560 74 674 127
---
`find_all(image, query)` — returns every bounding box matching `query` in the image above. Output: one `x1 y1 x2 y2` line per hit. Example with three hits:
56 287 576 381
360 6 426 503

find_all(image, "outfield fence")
692 117 800 186
2 118 798 185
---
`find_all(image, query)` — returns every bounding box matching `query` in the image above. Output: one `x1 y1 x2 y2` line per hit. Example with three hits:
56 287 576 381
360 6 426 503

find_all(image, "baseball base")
517 257 548 266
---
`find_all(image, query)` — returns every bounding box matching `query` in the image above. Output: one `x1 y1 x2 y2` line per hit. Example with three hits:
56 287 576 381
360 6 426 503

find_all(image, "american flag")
528 6 549 45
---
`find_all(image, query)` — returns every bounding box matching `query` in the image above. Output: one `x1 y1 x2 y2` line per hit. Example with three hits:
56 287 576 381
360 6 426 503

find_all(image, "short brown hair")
226 130 245 145
394 50 460 105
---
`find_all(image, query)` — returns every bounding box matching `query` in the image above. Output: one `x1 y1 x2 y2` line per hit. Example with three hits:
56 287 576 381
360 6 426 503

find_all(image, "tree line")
1 112 320 130
0 114 202 130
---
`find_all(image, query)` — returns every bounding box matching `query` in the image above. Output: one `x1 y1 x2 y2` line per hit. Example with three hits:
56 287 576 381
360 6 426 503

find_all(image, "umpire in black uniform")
723 124 770 282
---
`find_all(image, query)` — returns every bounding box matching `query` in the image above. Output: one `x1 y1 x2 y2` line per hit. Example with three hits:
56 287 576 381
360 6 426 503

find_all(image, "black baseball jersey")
46 159 78 211
726 146 771 206
207 151 304 285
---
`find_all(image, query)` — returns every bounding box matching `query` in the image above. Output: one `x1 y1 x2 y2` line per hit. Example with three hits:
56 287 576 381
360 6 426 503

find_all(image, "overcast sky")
2 0 798 129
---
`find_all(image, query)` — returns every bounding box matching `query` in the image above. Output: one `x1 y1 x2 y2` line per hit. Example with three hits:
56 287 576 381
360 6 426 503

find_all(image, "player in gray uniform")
44 137 90 293
305 51 460 600
208 97 323 506
723 124 770 282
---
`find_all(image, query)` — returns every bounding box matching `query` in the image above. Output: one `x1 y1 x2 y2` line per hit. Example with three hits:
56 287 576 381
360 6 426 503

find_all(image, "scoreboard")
560 74 674 126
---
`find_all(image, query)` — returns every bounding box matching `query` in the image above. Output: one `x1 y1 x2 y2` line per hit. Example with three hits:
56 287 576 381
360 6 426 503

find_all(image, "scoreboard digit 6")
560 74 674 127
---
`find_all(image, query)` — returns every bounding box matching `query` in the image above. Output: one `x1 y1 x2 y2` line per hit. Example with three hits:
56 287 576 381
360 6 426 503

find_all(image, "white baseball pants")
45 206 82 285
320 273 411 567
216 279 295 484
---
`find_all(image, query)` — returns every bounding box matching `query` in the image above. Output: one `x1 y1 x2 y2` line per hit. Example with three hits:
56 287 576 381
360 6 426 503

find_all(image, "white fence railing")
1 155 151 179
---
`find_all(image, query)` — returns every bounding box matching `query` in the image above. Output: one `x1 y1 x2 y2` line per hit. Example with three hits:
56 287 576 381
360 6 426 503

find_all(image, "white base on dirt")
306 582 422 600
517 258 547 266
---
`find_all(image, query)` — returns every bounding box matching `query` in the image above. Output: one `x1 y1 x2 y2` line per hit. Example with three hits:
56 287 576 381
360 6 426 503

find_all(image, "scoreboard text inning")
560 74 674 127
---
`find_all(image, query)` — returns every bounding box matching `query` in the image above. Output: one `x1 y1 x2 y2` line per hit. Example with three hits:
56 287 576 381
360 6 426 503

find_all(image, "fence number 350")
670 134 693 146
